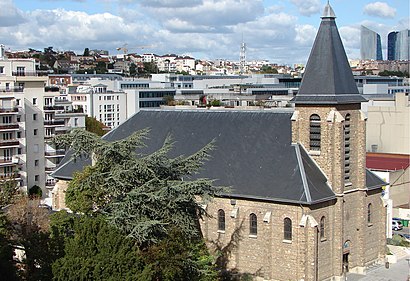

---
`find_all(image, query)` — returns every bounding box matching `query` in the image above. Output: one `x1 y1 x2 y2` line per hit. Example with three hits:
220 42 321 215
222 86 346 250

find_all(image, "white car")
392 220 403 231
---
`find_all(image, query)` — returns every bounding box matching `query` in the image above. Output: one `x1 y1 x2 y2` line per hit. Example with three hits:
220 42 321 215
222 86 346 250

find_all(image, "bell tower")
291 2 367 194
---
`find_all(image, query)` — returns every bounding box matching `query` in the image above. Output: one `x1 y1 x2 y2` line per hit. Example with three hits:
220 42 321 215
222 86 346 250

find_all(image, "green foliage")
260 65 278 74
378 70 409 78
52 128 224 279
387 234 410 247
0 179 18 208
85 116 106 136
210 100 222 107
0 214 19 281
28 185 42 198
129 63 138 77
83 48 90 56
163 95 175 105
52 214 146 281
143 62 158 74
54 129 224 244
142 227 217 281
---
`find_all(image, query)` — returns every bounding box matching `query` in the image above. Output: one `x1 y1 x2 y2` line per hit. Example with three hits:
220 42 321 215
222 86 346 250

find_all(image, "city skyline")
0 0 408 65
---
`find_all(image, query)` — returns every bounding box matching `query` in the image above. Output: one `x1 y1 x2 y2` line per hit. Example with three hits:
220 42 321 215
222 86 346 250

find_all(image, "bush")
387 235 410 247
28 185 42 198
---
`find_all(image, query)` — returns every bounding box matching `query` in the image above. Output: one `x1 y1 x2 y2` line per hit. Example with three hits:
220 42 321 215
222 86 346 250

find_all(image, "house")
51 3 386 280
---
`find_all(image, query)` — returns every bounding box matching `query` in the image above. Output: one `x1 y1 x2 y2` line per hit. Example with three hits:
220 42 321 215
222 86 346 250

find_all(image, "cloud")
140 0 203 8
295 25 316 45
0 0 27 27
290 0 321 16
143 0 264 27
363 2 396 18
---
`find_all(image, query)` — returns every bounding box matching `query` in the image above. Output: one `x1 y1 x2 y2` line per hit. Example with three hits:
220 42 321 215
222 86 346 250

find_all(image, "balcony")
0 123 19 130
0 87 24 93
44 120 65 126
0 157 19 166
0 107 19 114
12 71 48 77
0 140 20 147
0 172 20 180
43 105 65 111
45 166 56 172
46 181 56 187
45 149 65 157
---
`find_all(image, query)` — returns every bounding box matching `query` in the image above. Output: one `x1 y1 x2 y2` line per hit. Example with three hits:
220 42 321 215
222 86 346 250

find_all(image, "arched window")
249 213 257 235
367 203 372 224
218 209 225 231
310 114 321 151
284 218 292 240
320 216 326 239
344 114 351 183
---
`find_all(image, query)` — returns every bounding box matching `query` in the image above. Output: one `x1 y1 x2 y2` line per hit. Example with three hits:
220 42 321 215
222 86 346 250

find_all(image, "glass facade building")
360 26 383 60
387 29 409 61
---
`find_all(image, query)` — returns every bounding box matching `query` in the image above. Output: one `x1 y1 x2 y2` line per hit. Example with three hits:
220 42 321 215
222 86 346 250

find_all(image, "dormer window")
309 114 321 151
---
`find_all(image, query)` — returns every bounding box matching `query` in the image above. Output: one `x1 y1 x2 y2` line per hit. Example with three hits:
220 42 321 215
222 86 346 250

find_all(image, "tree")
142 62 158 74
129 63 138 77
260 65 278 74
52 214 147 281
53 129 224 244
0 178 18 208
83 48 90 56
85 116 106 136
0 214 19 281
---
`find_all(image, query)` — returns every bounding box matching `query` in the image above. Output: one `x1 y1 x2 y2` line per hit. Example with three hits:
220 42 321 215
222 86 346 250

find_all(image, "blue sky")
1 0 408 64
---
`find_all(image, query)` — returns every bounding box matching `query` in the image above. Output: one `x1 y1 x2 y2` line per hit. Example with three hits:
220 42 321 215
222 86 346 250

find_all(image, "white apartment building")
0 45 85 200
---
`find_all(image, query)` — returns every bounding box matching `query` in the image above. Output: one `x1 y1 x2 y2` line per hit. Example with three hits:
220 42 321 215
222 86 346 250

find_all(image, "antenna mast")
240 35 246 75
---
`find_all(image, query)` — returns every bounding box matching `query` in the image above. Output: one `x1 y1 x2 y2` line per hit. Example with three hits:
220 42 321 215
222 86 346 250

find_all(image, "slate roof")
291 3 366 105
53 110 336 205
366 170 388 189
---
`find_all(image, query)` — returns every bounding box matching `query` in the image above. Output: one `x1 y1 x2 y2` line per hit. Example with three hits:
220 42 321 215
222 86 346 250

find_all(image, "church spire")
292 3 366 105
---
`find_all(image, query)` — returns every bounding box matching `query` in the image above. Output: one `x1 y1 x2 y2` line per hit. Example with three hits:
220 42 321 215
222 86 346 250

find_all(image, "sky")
0 0 408 65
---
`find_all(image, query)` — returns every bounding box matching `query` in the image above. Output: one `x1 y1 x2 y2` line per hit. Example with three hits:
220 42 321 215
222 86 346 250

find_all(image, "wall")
366 93 410 154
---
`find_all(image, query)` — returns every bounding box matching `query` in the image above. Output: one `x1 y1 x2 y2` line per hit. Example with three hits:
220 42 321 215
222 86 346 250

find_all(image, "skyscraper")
361 25 383 60
387 29 409 61
387 31 398 60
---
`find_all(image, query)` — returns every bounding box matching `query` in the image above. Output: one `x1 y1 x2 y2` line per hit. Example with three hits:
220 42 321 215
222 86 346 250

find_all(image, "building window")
34 175 39 181
0 66 4 74
249 213 257 236
218 209 225 231
33 114 37 121
367 203 372 224
34 129 38 136
309 114 321 151
32 98 37 105
34 160 39 166
344 114 351 183
284 218 292 241
320 216 326 240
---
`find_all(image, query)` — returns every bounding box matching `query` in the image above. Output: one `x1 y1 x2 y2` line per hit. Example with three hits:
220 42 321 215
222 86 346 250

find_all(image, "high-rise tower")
361 26 383 60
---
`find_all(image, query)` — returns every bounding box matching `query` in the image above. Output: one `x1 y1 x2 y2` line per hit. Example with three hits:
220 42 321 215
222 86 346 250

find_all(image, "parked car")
392 220 403 231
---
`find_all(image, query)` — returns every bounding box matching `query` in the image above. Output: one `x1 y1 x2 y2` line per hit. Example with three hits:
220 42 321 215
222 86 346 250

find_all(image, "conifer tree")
53 128 224 245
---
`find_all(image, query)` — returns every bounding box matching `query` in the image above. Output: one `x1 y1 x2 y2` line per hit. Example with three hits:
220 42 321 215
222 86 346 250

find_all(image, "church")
52 3 386 281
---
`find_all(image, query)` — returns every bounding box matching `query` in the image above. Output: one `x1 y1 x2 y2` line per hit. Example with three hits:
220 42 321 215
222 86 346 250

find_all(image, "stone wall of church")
201 197 341 281
292 105 345 194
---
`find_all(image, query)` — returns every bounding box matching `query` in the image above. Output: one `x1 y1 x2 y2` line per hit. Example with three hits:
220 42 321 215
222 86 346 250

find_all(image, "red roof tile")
366 153 410 171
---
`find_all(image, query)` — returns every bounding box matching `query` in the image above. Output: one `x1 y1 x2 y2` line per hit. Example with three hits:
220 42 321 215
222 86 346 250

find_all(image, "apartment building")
0 45 85 199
